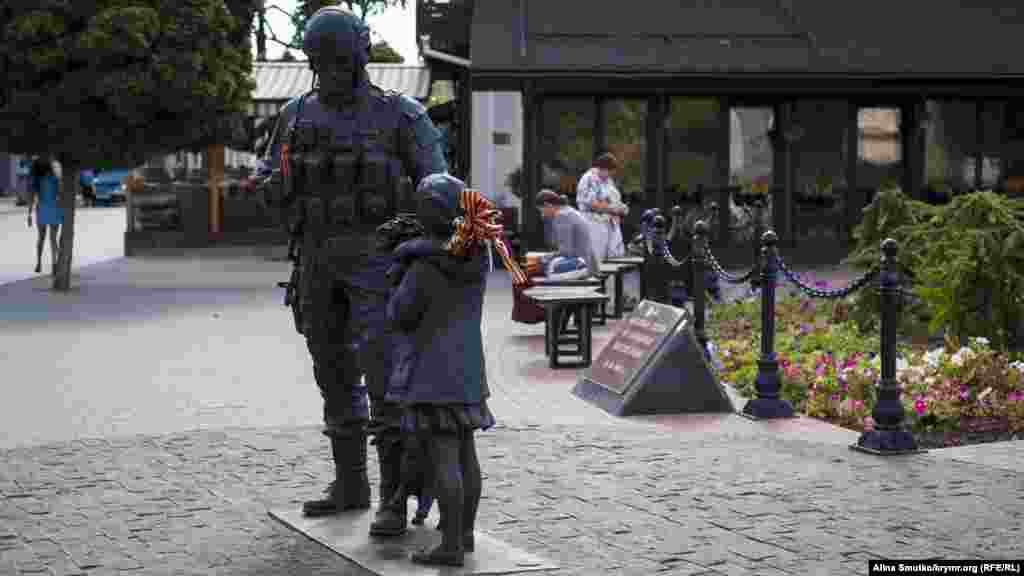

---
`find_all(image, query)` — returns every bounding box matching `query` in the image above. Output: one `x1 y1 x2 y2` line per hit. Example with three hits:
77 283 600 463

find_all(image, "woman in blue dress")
27 156 63 274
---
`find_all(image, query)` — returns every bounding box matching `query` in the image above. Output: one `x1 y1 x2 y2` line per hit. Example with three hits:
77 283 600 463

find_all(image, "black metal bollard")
749 199 764 290
692 220 709 357
741 230 796 419
669 205 684 244
647 213 671 305
854 239 920 454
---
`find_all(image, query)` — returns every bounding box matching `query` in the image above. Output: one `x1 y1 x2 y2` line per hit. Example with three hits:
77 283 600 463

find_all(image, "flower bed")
707 287 1024 449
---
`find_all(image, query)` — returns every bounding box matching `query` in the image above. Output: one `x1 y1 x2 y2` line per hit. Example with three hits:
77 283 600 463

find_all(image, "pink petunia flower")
913 399 927 415
853 400 865 409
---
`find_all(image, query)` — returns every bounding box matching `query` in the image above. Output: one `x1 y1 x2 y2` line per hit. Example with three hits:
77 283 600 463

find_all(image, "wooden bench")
522 287 609 369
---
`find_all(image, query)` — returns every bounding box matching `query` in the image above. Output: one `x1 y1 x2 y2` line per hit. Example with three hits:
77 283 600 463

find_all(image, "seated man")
534 189 601 278
511 190 601 325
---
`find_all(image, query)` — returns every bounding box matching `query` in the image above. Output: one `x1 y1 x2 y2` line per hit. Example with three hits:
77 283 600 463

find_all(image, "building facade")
459 0 1024 264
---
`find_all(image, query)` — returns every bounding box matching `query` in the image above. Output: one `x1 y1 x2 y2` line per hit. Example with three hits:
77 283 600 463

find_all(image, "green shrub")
907 192 1024 350
845 189 1024 350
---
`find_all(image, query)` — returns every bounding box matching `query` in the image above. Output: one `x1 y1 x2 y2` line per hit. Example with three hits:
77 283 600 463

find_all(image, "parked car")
91 168 133 205
79 169 97 206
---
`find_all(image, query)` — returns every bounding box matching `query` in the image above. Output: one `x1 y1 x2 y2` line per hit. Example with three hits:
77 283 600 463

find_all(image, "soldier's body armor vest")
286 89 412 249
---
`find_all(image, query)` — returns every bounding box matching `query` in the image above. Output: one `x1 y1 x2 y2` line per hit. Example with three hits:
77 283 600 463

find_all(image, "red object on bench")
512 271 547 324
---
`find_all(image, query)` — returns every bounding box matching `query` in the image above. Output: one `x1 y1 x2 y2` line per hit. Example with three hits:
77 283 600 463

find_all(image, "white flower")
924 348 945 368
972 336 990 347
896 357 909 374
1010 361 1024 373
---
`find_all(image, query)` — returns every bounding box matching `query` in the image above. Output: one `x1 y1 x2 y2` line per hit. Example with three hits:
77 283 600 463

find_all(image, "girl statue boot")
433 431 481 553
411 435 465 567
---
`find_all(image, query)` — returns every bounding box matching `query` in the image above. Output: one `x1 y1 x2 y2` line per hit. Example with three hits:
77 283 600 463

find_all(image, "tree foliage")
847 188 1024 350
288 0 408 47
369 39 403 63
1 0 255 165
0 0 256 289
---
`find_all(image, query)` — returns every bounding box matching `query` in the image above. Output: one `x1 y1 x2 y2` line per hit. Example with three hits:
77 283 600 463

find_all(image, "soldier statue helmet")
302 6 371 106
270 4 450 541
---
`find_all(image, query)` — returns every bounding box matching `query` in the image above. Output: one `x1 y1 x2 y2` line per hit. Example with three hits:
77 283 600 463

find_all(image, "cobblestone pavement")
2 427 1022 576
2 253 1022 575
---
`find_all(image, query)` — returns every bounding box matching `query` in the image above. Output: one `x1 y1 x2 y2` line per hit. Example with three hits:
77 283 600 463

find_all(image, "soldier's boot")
369 434 407 536
302 428 371 517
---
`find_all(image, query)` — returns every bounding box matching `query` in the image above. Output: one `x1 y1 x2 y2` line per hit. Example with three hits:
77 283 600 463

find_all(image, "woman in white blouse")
575 152 629 260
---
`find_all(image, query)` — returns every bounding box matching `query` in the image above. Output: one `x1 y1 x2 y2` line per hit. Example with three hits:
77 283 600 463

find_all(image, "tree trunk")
53 158 79 291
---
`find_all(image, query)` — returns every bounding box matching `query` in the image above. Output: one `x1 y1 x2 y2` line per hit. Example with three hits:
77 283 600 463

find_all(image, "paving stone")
2 267 1024 575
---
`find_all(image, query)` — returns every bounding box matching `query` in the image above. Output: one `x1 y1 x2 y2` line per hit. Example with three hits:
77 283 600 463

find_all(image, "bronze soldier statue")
262 6 447 537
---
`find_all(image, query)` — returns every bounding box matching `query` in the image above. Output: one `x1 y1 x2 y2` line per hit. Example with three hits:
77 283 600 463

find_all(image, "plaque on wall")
583 299 685 395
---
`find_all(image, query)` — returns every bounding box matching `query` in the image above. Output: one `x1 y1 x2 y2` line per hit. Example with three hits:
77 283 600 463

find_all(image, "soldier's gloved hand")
376 214 426 251
386 261 409 286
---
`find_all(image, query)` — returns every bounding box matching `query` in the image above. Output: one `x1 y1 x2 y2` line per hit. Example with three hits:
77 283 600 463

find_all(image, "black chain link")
776 257 879 299
641 230 690 268
702 245 755 285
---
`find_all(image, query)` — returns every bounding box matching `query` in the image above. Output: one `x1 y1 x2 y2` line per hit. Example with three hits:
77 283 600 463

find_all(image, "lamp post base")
851 429 925 455
740 397 796 420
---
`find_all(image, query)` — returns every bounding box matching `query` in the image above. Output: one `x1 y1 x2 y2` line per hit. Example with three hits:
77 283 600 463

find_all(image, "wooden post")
207 144 224 235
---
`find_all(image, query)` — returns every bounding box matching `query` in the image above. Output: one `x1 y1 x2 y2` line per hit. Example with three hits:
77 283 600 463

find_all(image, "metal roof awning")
246 62 432 117
470 0 1024 91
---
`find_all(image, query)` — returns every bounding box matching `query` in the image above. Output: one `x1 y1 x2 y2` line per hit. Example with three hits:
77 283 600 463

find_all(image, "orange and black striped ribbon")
444 188 528 286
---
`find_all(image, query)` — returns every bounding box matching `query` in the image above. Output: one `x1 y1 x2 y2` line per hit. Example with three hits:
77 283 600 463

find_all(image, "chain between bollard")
642 221 690 269
776 257 879 299
703 244 756 285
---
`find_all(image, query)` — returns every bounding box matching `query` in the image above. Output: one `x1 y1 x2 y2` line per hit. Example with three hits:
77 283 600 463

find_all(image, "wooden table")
605 255 646 301
603 256 644 266
530 275 609 325
522 288 608 369
599 261 641 319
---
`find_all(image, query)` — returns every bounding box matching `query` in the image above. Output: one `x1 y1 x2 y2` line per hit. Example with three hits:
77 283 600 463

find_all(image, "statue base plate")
268 501 557 575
